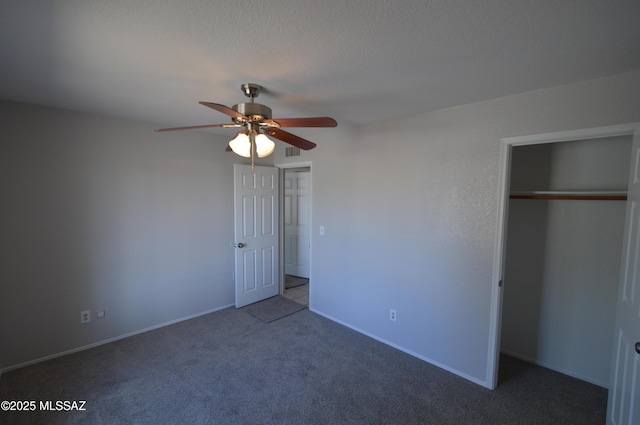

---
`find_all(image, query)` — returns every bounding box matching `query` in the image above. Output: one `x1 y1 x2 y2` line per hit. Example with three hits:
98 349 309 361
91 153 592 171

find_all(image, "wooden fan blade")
155 123 228 132
265 117 337 128
199 102 247 121
264 128 316 150
225 144 232 152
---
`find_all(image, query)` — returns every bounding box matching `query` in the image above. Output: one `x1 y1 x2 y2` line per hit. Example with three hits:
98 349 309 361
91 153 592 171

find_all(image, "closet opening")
488 123 640 424
499 134 632 388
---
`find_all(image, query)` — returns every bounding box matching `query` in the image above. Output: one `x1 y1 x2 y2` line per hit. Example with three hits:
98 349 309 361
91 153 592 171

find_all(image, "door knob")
235 242 245 248
636 342 640 354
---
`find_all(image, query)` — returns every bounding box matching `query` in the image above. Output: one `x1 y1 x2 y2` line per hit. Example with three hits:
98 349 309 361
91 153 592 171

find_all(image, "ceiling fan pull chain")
250 131 255 170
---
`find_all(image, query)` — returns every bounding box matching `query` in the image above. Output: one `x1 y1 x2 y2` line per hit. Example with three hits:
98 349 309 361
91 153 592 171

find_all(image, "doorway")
501 136 630 387
281 166 312 307
488 123 640 392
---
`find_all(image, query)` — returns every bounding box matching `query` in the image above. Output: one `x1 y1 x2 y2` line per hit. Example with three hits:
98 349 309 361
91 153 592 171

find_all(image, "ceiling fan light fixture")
229 131 251 157
255 133 275 158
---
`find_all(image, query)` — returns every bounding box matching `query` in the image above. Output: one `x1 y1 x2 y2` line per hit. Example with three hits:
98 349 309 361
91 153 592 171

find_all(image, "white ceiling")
1 0 639 136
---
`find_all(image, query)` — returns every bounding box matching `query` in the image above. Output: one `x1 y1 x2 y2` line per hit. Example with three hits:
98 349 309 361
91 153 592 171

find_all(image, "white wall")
275 70 640 387
0 101 266 371
502 136 631 387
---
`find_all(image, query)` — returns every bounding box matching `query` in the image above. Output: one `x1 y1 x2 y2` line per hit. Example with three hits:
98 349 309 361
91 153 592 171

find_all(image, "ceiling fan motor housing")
232 102 272 122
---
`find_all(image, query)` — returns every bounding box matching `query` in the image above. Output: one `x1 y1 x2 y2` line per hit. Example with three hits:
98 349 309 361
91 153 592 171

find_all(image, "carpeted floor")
0 307 607 425
243 295 306 322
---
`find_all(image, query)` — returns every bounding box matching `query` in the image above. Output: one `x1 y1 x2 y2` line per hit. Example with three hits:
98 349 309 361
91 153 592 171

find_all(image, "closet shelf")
509 190 627 201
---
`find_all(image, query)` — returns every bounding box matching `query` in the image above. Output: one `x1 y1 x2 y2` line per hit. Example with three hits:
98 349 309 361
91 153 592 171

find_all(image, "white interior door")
234 164 279 308
608 130 640 425
284 170 310 278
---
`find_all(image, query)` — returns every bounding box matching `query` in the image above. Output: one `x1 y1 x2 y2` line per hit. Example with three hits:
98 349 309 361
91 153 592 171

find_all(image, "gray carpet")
243 295 306 322
0 307 607 425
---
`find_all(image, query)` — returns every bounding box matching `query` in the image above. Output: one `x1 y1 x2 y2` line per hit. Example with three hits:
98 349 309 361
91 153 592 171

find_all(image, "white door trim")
488 123 640 390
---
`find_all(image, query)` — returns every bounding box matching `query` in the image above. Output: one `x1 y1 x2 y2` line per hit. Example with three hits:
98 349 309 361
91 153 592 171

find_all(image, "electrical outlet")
389 309 397 322
80 310 91 324
96 310 106 318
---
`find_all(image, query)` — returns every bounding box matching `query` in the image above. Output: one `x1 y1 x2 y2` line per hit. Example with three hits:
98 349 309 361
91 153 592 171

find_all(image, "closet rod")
510 191 627 201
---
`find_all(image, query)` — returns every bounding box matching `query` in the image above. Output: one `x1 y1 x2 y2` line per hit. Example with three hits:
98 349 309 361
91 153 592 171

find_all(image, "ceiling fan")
155 83 337 168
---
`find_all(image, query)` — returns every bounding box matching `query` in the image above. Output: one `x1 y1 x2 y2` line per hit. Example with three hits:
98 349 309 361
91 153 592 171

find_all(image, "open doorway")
488 123 640 394
501 135 630 387
281 166 311 306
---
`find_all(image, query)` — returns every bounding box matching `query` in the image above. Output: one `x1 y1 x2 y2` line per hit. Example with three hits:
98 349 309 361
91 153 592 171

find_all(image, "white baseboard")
0 304 234 375
309 307 489 388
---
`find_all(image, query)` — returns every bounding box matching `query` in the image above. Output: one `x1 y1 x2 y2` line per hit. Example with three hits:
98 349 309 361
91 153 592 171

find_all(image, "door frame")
277 161 313 297
488 123 640 390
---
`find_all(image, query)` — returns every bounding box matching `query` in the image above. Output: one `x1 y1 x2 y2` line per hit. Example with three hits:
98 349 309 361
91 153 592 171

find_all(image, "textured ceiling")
1 0 639 136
